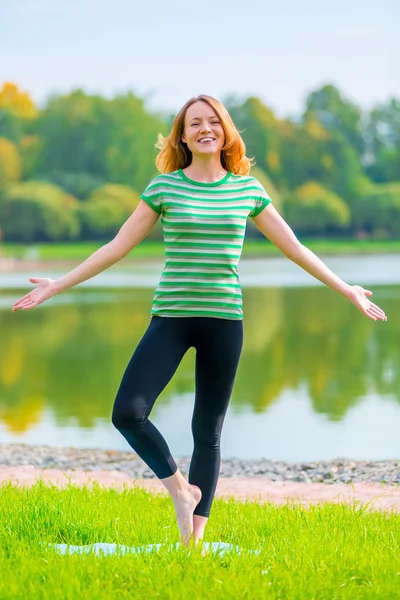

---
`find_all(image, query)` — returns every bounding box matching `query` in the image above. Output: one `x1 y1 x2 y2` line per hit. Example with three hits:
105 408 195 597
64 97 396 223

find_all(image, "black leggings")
112 316 243 517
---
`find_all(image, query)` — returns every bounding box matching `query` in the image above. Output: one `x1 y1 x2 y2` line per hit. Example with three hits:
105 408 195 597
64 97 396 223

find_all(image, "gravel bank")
1 444 399 485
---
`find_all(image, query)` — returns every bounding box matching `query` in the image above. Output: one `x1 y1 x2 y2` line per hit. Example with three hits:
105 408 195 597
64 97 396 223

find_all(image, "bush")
0 181 80 242
78 184 140 240
0 138 21 188
283 181 350 234
37 170 106 200
352 182 400 238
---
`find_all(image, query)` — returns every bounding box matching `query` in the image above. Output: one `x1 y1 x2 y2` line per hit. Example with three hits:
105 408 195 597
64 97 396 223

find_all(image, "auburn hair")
155 95 253 175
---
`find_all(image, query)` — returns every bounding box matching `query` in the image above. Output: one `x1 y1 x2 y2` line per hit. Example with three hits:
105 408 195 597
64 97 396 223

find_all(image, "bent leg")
112 317 189 479
189 319 243 518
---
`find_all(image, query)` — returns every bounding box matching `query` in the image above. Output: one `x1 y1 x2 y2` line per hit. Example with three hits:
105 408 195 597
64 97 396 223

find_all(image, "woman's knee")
111 393 149 431
192 426 221 449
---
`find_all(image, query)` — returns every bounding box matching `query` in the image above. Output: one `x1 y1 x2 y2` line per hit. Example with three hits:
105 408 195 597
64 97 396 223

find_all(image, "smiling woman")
155 95 251 176
12 94 387 553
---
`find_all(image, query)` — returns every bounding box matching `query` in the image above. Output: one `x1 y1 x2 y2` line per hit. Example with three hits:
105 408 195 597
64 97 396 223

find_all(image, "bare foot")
193 514 208 546
173 484 202 545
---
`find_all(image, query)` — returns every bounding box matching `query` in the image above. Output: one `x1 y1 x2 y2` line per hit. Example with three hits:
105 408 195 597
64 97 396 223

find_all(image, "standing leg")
188 319 243 542
112 316 201 544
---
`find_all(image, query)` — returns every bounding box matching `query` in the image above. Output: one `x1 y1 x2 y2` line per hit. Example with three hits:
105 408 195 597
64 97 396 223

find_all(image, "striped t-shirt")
140 168 271 320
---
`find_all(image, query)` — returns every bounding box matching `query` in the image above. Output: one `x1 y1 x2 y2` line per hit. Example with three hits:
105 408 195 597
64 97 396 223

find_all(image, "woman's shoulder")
143 171 181 192
153 170 181 182
228 173 264 188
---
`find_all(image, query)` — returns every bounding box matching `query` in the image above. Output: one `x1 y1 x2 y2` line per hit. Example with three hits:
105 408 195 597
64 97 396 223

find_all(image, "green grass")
1 481 400 599
2 239 400 262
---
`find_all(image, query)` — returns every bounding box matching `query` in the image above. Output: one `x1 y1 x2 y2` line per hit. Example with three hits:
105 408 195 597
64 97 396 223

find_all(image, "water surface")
1 255 398 461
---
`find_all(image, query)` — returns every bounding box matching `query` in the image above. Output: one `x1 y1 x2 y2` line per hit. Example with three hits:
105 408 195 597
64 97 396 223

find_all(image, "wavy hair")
155 95 253 175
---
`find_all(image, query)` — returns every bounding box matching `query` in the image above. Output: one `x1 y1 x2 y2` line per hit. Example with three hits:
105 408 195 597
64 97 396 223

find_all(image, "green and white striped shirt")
140 169 271 320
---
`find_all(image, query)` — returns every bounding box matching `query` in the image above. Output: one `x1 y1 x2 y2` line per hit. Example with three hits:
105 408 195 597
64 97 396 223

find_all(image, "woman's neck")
182 157 227 183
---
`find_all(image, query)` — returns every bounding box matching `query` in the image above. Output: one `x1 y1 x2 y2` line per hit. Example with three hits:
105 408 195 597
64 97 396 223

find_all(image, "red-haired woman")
12 95 387 548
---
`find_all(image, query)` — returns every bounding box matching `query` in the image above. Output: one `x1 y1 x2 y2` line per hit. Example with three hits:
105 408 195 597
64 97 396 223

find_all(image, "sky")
2 0 399 119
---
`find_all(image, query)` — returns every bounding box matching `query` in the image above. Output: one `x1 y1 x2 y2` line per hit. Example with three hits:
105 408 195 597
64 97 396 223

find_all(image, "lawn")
1 481 400 599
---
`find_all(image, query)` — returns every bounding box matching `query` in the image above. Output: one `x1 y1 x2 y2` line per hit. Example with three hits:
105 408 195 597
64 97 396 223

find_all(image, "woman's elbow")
107 238 130 261
283 241 304 262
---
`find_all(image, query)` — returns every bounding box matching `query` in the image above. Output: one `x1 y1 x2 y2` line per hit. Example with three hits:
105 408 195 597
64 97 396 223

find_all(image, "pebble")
1 444 400 485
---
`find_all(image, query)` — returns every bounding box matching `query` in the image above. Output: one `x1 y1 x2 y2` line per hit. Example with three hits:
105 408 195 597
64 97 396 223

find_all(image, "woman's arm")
12 200 159 312
252 204 387 322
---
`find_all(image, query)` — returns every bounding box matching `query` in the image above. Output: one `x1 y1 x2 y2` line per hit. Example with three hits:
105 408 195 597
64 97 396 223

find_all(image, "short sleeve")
140 177 163 215
248 178 272 218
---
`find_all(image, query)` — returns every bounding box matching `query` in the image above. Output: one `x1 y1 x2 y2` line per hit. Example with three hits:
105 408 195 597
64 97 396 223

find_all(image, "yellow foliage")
266 150 280 172
304 118 329 140
3 394 44 433
0 82 37 118
0 336 24 387
0 138 21 187
20 135 39 151
321 154 334 172
296 181 327 201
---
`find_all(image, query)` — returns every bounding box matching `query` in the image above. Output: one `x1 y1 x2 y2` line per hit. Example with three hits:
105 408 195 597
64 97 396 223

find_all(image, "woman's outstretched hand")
12 277 57 312
347 285 387 322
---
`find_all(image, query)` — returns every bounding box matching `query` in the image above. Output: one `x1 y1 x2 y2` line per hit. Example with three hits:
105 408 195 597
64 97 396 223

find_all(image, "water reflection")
1 283 398 444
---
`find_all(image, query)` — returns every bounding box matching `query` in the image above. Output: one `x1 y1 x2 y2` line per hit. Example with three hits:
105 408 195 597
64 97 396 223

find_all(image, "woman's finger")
18 301 36 310
13 293 33 307
366 305 386 320
368 302 386 315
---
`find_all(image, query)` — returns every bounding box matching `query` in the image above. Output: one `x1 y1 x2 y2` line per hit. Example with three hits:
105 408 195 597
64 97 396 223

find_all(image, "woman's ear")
181 133 186 143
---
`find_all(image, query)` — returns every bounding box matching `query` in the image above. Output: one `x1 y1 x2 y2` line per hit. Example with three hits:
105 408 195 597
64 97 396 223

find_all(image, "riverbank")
2 444 400 485
2 238 400 266
2 445 400 512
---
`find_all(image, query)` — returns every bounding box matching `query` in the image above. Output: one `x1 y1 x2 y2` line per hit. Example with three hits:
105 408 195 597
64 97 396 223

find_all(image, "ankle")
161 470 189 497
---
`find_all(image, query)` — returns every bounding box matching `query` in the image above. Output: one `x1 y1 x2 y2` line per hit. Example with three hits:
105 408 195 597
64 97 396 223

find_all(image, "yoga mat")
42 541 260 557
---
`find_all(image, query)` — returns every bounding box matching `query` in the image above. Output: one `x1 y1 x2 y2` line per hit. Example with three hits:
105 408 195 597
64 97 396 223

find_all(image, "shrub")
283 181 350 234
0 181 80 242
352 182 400 238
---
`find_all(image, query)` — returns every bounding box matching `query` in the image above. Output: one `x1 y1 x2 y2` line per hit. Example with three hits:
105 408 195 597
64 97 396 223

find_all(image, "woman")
12 95 387 547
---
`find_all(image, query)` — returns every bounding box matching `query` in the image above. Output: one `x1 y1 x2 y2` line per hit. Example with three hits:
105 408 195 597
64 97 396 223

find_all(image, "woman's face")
181 101 225 158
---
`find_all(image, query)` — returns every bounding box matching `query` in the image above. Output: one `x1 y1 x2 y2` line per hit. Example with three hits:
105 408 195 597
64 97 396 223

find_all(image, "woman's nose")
200 122 212 133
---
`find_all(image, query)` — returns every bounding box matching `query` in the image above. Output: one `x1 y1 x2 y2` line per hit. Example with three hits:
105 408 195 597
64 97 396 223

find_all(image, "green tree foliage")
78 184 140 240
0 81 397 240
0 138 22 188
0 83 37 144
304 84 365 155
278 120 332 191
37 170 105 200
302 85 371 201
35 90 167 193
0 181 80 242
283 181 351 235
365 99 400 183
352 182 400 238
225 96 285 182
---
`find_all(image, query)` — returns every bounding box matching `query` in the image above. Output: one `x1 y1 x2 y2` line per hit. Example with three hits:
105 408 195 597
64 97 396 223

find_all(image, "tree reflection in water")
0 285 398 434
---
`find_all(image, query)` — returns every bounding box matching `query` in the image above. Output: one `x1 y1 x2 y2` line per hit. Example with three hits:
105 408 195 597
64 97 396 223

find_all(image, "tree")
36 170 105 200
0 138 22 188
225 96 286 183
283 181 350 235
365 98 400 183
78 183 140 240
35 90 167 193
303 84 364 155
0 82 37 144
352 182 400 238
0 181 80 242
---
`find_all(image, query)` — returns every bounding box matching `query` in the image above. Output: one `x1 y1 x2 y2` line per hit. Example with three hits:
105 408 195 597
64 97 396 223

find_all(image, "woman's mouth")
198 137 215 144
